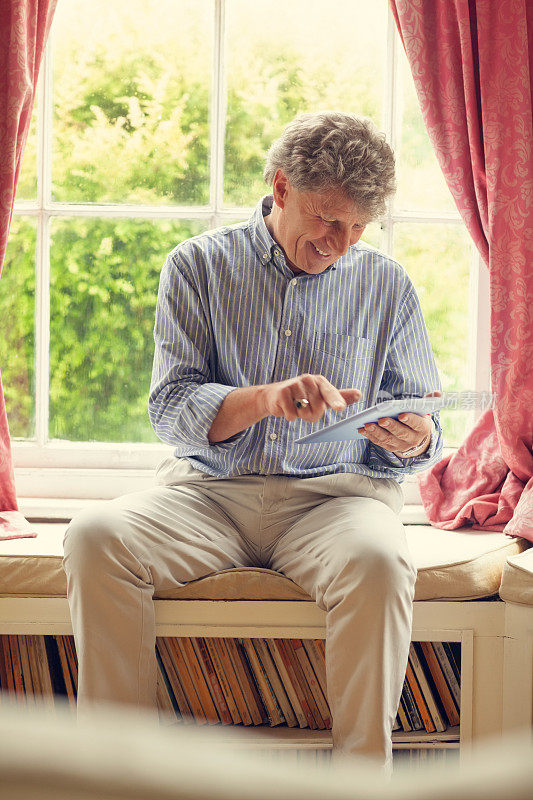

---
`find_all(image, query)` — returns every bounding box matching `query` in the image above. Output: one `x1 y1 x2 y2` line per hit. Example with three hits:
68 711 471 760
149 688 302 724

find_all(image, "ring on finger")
294 398 310 409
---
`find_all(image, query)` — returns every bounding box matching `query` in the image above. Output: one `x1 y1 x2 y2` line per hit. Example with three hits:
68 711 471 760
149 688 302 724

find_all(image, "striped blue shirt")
149 196 443 481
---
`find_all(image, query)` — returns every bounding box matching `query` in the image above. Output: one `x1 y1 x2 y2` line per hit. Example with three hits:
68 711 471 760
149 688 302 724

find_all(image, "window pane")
15 101 38 201
224 0 387 206
0 218 36 438
52 0 212 205
394 46 456 214
49 218 206 442
393 223 472 447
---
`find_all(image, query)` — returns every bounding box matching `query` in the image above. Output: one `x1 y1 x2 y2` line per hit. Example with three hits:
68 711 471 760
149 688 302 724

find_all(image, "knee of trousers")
338 539 417 598
62 502 144 581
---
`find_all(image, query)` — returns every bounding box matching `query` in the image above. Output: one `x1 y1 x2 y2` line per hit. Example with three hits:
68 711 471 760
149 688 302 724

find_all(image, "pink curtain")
390 0 533 542
0 0 57 539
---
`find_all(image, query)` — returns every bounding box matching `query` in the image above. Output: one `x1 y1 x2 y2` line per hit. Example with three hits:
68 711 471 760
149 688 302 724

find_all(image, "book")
303 639 328 699
405 657 435 733
180 637 219 723
239 638 284 726
167 638 207 724
252 638 297 727
291 639 331 728
218 638 253 725
191 638 233 725
266 639 307 728
409 643 447 732
0 635 15 693
396 695 412 732
274 639 318 730
203 638 242 724
33 635 55 705
420 642 460 726
64 635 79 690
433 641 461 710
220 637 257 725
8 636 25 702
54 636 76 708
155 646 181 722
17 636 35 703
401 678 424 730
232 639 268 725
156 638 193 722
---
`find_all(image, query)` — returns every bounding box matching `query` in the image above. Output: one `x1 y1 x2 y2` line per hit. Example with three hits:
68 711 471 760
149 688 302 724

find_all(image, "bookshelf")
0 596 506 767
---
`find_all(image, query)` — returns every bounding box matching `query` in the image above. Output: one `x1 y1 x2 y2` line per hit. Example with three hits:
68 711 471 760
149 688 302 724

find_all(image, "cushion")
499 548 533 605
0 522 529 602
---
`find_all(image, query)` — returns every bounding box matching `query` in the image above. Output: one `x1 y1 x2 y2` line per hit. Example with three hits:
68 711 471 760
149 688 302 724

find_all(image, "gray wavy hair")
263 111 396 219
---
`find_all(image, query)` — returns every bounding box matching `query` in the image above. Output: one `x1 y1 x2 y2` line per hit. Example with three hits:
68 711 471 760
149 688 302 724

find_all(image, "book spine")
291 639 330 728
232 639 269 725
239 638 283 726
204 638 242 724
1 635 15 693
8 635 25 702
220 638 254 725
433 641 461 709
64 635 79 689
167 638 207 724
156 638 193 721
401 677 424 730
396 695 412 732
217 638 252 725
192 638 233 725
155 646 181 722
405 657 435 733
180 637 219 723
303 639 328 699
409 643 446 732
275 639 317 729
253 638 298 727
288 640 326 729
420 642 460 726
18 636 36 704
266 639 307 728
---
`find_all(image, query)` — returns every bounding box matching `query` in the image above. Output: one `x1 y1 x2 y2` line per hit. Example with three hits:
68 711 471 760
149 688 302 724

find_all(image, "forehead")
298 186 369 223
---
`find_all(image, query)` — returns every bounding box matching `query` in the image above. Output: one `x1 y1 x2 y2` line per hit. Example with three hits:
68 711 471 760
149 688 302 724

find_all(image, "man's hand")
259 374 362 423
357 391 440 458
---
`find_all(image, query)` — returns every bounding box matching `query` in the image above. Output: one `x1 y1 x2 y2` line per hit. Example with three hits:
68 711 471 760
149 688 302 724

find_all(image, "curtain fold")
0 0 57 540
390 0 533 541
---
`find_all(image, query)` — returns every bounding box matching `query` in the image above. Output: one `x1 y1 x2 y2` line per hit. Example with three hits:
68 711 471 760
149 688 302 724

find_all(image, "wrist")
393 431 431 459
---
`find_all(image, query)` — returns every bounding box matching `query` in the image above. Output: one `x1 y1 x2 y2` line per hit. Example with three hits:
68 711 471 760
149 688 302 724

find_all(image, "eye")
319 216 335 225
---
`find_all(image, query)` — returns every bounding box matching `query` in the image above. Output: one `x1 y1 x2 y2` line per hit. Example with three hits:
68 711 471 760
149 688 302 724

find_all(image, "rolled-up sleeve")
366 281 444 476
148 251 242 449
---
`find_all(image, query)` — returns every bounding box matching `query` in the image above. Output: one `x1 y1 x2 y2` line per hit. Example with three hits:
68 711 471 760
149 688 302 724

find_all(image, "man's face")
270 171 369 275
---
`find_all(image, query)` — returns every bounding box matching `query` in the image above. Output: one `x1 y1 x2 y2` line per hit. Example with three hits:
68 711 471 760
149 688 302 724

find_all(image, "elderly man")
63 111 442 774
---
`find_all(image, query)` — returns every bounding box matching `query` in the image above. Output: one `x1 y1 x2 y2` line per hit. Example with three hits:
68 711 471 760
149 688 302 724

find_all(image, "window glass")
394 47 456 214
15 102 38 201
224 0 387 206
0 218 37 438
49 218 206 442
393 223 472 446
52 0 212 205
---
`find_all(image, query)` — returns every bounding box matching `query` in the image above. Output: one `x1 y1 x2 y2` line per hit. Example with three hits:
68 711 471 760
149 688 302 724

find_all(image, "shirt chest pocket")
311 331 374 391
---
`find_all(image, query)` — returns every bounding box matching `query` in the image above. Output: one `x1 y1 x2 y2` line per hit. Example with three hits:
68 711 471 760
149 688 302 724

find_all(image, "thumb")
339 388 362 406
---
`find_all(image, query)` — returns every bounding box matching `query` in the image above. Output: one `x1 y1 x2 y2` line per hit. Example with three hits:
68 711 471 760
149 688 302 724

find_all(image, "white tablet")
295 396 450 444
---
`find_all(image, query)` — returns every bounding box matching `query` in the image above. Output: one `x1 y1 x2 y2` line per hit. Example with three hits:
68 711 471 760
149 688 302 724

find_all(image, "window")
4 0 489 501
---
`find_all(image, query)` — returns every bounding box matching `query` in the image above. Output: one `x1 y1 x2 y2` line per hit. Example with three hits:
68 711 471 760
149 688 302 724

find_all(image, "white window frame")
11 1 490 508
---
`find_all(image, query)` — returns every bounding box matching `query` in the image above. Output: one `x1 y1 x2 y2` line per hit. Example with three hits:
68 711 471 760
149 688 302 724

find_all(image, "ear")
272 169 290 210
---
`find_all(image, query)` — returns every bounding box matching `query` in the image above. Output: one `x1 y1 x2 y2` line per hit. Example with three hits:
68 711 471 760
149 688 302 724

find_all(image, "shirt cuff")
367 416 442 473
173 383 245 450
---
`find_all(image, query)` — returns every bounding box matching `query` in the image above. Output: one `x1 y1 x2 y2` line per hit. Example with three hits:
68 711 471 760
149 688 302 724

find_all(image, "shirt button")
291 278 297 286
284 329 292 337
274 249 281 257
262 253 269 260
269 433 277 441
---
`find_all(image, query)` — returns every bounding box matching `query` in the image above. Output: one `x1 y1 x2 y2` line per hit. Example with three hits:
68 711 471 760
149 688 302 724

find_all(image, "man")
63 111 442 774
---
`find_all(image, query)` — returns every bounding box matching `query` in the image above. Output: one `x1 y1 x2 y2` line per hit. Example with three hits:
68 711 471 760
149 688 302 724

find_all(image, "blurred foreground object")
0 696 532 800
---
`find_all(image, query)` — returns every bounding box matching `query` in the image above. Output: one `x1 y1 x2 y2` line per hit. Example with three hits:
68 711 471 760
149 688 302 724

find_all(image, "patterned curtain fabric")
0 0 57 539
390 0 533 541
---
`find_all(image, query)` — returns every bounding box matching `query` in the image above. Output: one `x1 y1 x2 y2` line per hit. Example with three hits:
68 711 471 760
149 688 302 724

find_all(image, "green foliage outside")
5 0 471 446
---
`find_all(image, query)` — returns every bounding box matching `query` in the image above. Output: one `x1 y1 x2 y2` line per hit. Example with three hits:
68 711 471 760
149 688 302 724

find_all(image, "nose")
328 226 352 255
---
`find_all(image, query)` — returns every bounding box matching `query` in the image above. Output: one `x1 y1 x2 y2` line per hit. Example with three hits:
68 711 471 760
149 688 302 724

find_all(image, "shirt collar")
249 195 338 276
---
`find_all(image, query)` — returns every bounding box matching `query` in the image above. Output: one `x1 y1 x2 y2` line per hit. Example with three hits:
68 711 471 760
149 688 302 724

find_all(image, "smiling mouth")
312 243 331 258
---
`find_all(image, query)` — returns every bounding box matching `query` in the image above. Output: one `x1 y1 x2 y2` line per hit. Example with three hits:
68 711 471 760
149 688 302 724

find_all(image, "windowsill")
17 497 431 526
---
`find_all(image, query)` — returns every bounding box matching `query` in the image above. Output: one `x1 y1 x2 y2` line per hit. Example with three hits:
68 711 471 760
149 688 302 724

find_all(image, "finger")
296 378 329 421
376 417 416 444
308 376 346 411
397 411 432 432
339 388 362 406
358 422 407 452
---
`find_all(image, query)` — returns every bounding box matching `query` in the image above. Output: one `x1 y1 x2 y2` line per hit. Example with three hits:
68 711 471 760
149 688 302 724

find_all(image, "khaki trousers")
63 458 416 773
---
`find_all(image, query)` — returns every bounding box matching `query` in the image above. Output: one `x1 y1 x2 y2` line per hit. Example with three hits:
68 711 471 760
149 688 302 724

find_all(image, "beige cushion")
499 548 533 605
0 522 529 602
